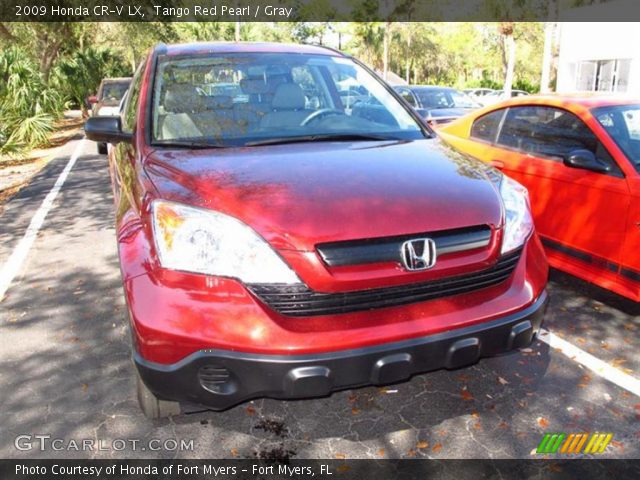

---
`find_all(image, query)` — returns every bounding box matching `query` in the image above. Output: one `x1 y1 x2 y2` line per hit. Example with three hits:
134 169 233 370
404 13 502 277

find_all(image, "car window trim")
469 108 508 145
121 61 147 134
144 45 167 147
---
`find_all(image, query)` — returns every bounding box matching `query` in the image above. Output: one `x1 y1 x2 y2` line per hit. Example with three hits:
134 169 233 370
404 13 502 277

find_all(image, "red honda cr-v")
85 42 548 418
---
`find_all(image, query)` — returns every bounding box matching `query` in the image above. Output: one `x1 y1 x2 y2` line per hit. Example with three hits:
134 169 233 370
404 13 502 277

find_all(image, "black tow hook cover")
446 337 481 369
371 353 413 385
283 366 332 397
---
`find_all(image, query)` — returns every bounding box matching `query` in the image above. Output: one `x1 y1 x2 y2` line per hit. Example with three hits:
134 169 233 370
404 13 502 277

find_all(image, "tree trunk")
235 22 241 42
383 22 391 81
405 29 412 84
503 34 516 96
37 26 69 83
0 23 15 42
540 22 554 93
129 53 137 75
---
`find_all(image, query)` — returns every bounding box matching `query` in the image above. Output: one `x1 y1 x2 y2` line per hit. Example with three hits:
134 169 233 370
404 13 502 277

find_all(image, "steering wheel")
300 109 343 126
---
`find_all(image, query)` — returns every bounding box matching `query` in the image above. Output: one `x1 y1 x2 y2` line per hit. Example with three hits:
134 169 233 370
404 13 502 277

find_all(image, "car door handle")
490 159 505 168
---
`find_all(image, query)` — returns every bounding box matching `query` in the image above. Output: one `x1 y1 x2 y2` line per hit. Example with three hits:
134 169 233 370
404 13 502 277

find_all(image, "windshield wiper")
245 133 396 147
153 141 226 149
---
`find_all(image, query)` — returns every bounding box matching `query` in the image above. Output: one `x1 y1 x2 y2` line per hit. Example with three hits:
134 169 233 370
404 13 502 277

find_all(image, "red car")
85 42 548 418
439 96 640 302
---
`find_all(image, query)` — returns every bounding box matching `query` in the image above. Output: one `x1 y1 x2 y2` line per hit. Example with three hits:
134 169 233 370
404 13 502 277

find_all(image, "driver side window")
497 106 621 175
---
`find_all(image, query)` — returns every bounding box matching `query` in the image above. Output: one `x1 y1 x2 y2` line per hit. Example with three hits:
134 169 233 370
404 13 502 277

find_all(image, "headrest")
240 78 269 95
163 85 198 113
271 83 306 110
203 95 233 110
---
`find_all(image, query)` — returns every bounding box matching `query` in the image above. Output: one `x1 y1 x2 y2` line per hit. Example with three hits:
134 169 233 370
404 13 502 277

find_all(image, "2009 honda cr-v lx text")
85 42 549 418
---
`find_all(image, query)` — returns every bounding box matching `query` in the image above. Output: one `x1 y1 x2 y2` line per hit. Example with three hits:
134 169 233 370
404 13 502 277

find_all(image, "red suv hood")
144 139 502 252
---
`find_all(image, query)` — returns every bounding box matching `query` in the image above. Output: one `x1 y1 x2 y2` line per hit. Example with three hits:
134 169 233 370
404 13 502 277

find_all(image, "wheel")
97 142 107 154
135 368 181 419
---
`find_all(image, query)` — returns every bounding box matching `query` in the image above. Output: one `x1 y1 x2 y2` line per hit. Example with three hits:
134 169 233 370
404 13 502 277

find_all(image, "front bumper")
135 291 547 410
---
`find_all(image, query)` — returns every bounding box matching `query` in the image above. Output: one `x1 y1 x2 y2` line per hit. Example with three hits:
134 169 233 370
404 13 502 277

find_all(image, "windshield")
414 89 479 109
593 104 640 173
151 53 426 147
99 82 130 105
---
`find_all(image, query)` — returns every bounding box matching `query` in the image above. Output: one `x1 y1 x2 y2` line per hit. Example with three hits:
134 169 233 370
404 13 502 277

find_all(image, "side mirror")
87 95 98 105
563 149 611 173
85 116 132 144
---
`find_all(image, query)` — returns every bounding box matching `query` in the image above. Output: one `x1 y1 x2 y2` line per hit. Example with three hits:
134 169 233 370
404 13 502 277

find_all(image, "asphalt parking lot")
1 136 639 460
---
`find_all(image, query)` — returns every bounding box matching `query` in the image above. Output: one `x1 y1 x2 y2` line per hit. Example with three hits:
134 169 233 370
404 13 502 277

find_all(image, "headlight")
151 200 300 284
499 176 533 254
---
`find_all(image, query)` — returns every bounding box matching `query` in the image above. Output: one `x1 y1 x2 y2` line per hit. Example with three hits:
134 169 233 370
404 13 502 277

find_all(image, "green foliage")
0 46 65 155
513 78 539 93
0 20 548 156
53 46 129 111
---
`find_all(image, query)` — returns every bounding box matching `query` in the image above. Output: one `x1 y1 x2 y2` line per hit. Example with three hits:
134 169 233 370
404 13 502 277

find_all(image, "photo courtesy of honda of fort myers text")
2 0 640 479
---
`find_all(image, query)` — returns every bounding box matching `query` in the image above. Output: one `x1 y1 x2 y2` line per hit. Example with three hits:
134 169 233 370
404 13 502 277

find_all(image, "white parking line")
0 139 86 302
539 328 640 397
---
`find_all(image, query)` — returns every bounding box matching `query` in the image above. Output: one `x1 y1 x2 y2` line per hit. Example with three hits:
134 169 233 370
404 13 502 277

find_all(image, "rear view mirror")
563 149 611 174
85 116 132 145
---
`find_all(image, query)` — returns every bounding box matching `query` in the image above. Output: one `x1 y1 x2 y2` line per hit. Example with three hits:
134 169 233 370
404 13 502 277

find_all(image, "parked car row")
463 87 531 105
393 85 531 127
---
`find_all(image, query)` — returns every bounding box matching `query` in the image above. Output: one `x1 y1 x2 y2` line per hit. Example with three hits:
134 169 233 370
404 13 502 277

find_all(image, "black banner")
1 0 639 22
2 459 640 480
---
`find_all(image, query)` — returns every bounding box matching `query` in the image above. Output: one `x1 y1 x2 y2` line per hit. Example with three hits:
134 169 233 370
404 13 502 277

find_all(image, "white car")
88 77 131 153
478 89 530 106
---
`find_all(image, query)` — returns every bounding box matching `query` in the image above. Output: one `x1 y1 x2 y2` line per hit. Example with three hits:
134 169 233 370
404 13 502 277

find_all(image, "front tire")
97 142 107 154
136 368 181 419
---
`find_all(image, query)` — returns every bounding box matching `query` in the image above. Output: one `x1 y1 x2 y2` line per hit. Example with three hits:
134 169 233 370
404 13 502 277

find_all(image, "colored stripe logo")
537 433 612 454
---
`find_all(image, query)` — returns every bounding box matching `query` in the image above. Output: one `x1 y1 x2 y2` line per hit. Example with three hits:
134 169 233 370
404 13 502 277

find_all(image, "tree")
0 47 65 154
499 22 516 96
539 22 554 93
54 46 129 117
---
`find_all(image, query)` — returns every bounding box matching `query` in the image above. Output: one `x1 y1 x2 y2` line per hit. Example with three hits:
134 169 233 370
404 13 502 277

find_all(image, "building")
557 5 640 94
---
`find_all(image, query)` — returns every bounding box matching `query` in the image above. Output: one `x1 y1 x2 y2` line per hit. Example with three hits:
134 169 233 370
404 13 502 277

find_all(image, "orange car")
439 95 640 302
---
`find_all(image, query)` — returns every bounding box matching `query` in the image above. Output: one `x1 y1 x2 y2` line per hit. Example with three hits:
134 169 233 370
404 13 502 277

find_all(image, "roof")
491 93 640 109
160 42 344 57
375 70 407 86
404 85 457 91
